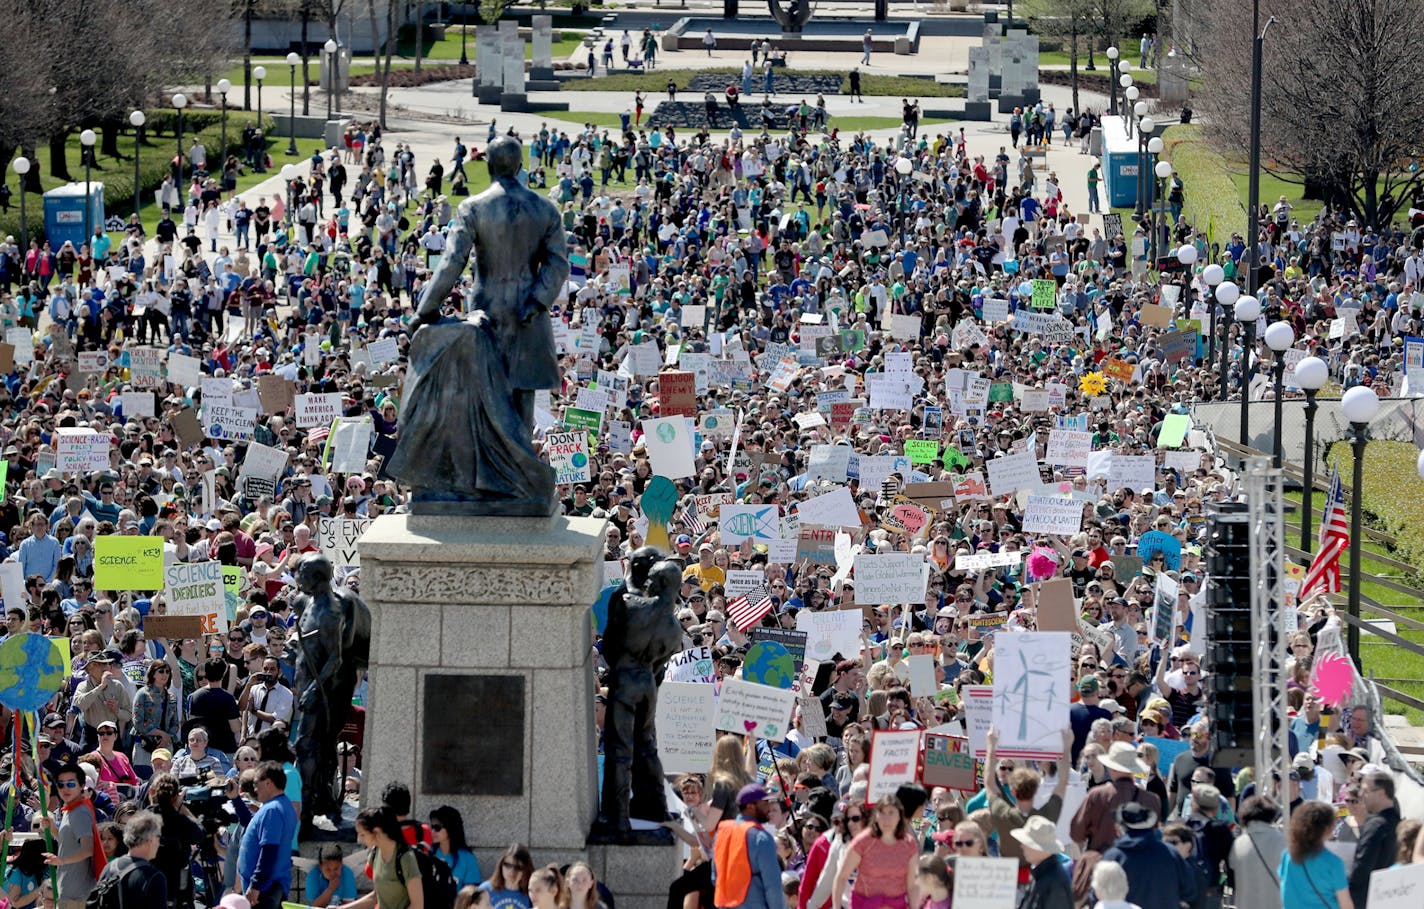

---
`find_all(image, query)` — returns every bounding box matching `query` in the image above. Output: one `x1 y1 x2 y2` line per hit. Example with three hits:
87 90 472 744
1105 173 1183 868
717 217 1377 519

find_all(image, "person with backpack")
87 811 167 909
430 806 483 889
350 807 424 909
381 782 433 848
7 838 47 909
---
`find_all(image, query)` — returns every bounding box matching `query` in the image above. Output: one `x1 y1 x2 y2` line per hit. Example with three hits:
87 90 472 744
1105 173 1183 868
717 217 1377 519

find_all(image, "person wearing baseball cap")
711 784 785 909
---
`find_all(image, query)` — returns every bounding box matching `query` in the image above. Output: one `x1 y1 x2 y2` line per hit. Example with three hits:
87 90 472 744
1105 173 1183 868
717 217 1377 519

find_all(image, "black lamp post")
325 39 338 121
79 129 96 241
11 156 29 252
1106 46 1120 115
173 93 188 180
1295 356 1328 551
217 79 232 159
129 111 145 218
286 51 301 155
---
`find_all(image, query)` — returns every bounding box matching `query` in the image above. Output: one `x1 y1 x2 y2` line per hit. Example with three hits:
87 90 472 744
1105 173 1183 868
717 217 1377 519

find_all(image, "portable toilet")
43 182 105 249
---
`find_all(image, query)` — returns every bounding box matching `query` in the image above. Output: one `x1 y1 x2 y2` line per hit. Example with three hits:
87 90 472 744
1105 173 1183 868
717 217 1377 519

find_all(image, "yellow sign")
94 536 165 591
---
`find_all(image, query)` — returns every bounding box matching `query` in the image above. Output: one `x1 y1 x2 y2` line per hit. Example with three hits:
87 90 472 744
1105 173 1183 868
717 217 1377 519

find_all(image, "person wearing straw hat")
1070 742 1163 854
1010 816 1073 909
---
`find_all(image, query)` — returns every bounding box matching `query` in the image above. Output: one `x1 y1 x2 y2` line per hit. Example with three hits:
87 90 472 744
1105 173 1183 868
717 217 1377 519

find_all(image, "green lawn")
558 69 964 98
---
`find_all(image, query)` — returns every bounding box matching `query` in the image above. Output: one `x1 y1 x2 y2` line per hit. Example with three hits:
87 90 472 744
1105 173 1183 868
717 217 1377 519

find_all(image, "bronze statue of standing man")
387 136 570 516
290 553 372 832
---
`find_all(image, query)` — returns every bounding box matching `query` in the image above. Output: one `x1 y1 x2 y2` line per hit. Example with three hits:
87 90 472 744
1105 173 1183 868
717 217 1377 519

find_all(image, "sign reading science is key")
95 536 164 590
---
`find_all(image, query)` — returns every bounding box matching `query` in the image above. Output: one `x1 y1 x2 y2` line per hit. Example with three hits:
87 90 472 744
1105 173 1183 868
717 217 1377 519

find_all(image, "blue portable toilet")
1101 116 1142 209
43 182 105 249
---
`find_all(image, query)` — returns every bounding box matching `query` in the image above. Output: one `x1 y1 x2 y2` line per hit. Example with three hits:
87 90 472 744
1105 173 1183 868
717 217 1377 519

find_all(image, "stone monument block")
499 19 528 111
359 513 603 852
476 25 502 104
965 46 992 120
531 15 555 81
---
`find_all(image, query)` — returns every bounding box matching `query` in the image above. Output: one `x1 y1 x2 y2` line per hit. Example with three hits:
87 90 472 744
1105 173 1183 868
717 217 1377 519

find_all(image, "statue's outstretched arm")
416 201 476 324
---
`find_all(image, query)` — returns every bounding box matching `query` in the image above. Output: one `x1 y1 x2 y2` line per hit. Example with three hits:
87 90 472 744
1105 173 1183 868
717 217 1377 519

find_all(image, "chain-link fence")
1191 398 1424 478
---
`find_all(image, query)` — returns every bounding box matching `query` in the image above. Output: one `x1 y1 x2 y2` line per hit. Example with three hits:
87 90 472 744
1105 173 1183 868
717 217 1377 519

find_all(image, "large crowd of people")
0 57 1420 909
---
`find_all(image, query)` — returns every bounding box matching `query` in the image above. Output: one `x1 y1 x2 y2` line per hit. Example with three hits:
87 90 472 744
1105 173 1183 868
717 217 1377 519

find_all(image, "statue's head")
487 136 523 180
628 545 663 590
645 561 683 599
296 552 335 593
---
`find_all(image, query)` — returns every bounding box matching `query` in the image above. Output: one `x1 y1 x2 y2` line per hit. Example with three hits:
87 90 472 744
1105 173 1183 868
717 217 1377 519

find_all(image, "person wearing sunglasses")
38 761 101 906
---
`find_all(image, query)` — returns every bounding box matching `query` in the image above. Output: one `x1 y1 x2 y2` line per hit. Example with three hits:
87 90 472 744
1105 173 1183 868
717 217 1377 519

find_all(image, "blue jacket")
1103 829 1199 909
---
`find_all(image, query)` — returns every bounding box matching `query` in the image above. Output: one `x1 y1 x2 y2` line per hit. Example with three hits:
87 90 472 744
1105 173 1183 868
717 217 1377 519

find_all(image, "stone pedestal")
530 14 555 83
499 19 528 111
476 25 503 105
359 513 604 854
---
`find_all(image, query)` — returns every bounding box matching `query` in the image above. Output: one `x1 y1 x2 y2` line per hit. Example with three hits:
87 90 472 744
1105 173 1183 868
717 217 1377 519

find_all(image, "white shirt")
245 680 294 735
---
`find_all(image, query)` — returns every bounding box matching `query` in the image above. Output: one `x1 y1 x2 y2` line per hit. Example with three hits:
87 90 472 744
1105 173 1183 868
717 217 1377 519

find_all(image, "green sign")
563 406 604 441
1032 279 1058 310
904 439 940 465
988 382 1015 403
838 329 867 353
942 446 970 470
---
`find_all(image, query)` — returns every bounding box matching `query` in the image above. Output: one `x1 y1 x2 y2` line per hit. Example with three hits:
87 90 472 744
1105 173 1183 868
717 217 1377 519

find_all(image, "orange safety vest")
713 819 761 908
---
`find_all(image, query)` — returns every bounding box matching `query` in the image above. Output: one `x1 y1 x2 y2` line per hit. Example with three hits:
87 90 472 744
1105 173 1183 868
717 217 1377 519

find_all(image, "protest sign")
1108 454 1157 493
295 393 342 429
713 678 796 742
563 406 604 440
903 439 939 464
797 526 838 564
868 729 923 800
166 353 201 387
799 698 828 738
853 553 926 605
329 418 374 474
963 685 993 757
56 428 110 473
0 563 25 612
907 653 937 697
1036 579 1078 633
991 632 1071 759
1157 414 1192 448
545 430 591 485
145 616 205 639
1140 303 1175 327
1031 279 1057 309
129 347 165 388
720 505 780 544
655 682 717 774
986 451 1041 497
95 536 164 590
1045 430 1092 467
659 371 697 417
921 734 976 790
1142 735 1192 778
955 550 1023 572
680 305 707 329
318 516 371 568
882 499 932 537
797 609 863 663
205 405 258 441
641 416 695 479
368 337 399 364
1102 358 1136 383
725 570 765 599
120 392 155 419
164 560 226 633
750 629 808 674
796 486 862 528
952 472 990 502
1153 572 1179 643
665 646 716 684
953 858 1020 909
257 375 294 414
807 445 852 482
1021 495 1084 535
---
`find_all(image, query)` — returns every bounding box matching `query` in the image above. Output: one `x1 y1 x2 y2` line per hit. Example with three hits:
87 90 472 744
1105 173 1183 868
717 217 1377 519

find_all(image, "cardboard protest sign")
868 729 922 800
921 734 976 791
164 560 226 634
257 375 294 414
1036 579 1078 633
145 616 205 639
1140 303 1175 327
95 536 164 590
655 682 717 774
881 499 932 537
170 408 204 448
713 678 796 742
853 553 926 605
659 371 697 417
991 633 1071 759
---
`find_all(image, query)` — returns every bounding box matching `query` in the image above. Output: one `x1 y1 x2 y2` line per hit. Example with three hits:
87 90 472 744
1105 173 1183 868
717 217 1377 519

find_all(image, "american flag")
727 583 774 631
1301 467 1348 599
680 505 706 537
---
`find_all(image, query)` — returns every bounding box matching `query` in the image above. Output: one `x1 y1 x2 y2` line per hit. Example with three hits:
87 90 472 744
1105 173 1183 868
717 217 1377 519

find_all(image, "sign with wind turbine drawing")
991 632 1072 759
